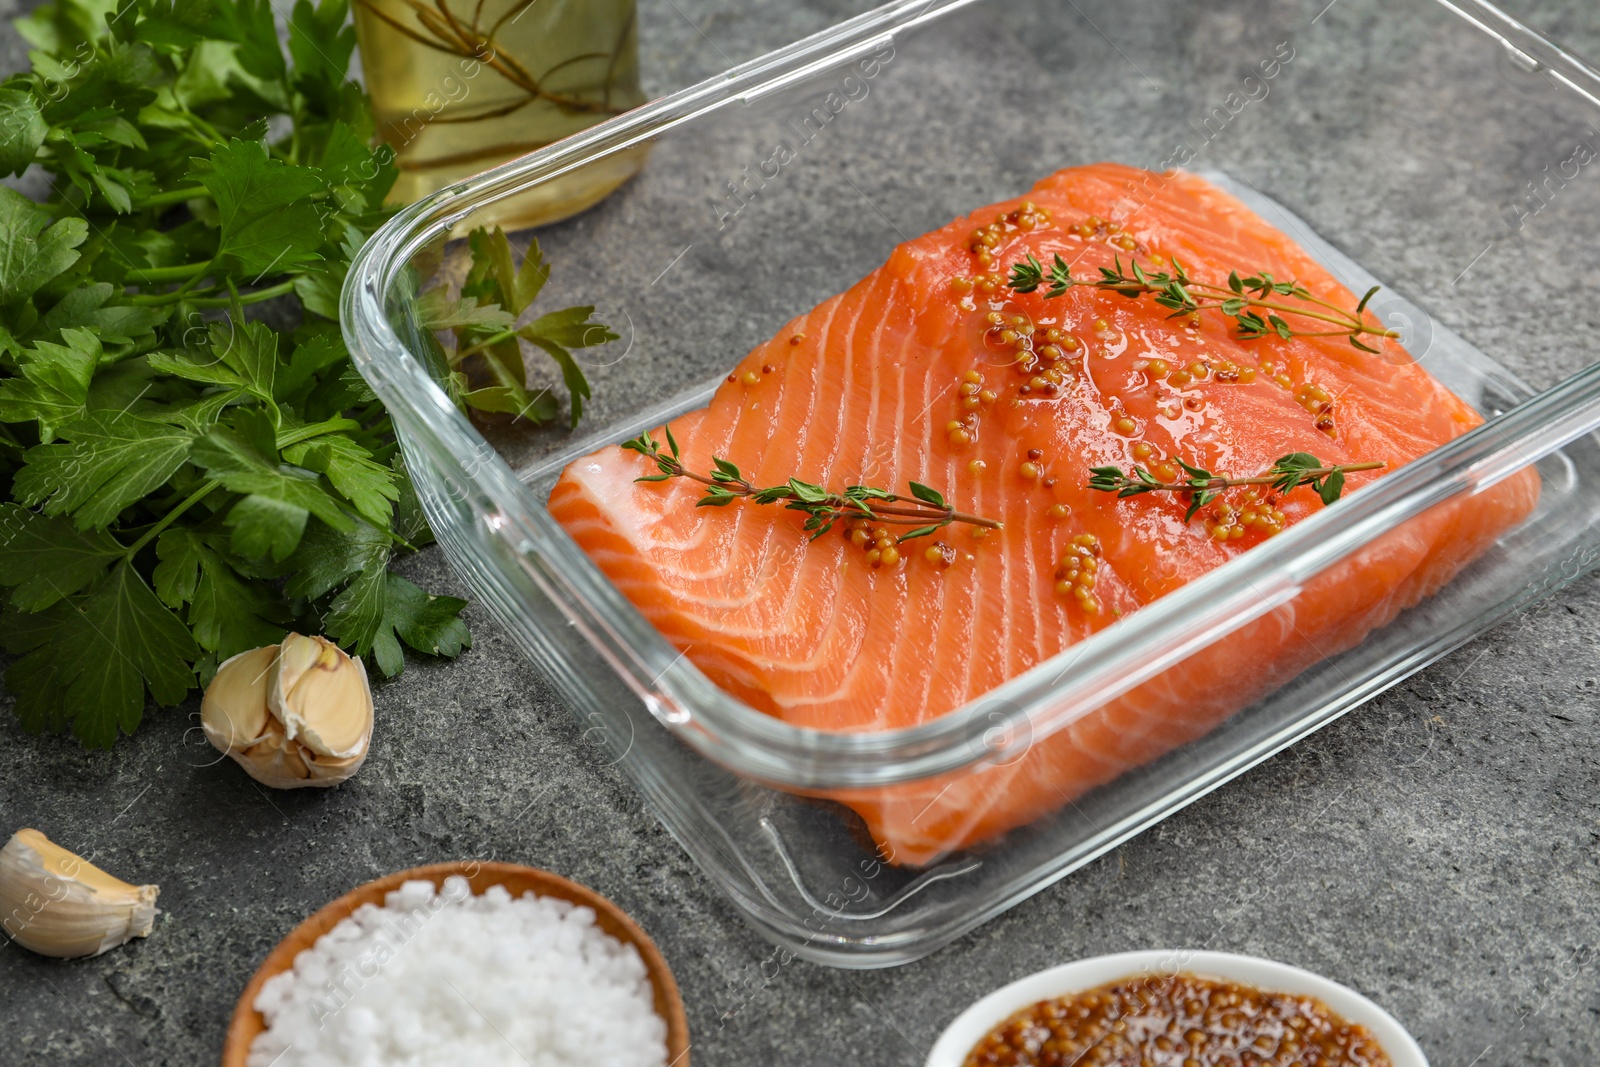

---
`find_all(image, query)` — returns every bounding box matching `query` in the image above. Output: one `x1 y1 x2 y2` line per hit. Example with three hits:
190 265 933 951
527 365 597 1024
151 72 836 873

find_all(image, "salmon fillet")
551 164 1539 865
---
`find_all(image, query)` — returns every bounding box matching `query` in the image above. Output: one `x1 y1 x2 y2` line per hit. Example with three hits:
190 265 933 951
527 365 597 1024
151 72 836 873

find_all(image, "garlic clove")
200 644 280 756
203 634 374 789
0 829 159 958
237 714 314 787
270 633 373 761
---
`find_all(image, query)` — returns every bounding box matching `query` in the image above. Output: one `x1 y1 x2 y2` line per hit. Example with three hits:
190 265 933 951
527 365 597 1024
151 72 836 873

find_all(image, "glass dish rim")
342 0 1600 792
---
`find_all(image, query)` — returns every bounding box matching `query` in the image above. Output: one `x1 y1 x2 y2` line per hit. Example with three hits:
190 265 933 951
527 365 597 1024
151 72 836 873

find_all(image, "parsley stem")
195 280 297 308
124 482 219 560
276 418 363 449
126 262 211 284
171 260 215 298
454 327 519 361
130 186 209 211
125 280 299 309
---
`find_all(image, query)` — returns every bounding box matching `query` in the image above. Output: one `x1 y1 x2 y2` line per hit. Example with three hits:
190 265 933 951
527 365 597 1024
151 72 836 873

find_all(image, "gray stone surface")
4 1 1600 1066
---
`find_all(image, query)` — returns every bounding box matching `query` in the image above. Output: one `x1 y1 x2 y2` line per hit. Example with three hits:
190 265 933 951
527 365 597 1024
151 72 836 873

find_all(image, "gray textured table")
4 1 1600 1064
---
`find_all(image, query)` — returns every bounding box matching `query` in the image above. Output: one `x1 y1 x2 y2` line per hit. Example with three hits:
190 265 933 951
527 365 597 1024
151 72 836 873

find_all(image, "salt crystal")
246 880 668 1067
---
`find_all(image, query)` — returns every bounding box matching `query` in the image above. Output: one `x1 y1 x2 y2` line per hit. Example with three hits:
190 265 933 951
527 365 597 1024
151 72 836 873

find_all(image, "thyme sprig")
1009 253 1398 353
1089 453 1387 521
621 429 1003 542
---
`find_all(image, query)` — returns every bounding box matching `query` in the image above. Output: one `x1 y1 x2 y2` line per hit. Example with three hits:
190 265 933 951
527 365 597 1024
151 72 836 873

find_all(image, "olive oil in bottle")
352 0 647 228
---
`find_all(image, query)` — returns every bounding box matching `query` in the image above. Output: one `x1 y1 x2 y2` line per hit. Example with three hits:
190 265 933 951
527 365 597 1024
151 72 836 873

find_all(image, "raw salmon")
551 164 1539 865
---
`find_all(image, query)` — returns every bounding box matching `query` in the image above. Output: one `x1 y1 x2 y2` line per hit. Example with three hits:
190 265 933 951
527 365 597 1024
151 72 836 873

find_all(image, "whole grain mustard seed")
1019 461 1040 480
959 973 1393 1067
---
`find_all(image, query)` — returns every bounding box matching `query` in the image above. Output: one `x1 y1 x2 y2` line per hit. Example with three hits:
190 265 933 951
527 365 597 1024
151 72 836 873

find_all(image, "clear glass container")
343 0 1600 966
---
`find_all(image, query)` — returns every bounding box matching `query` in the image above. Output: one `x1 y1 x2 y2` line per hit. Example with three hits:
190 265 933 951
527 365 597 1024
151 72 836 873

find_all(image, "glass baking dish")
344 0 1600 966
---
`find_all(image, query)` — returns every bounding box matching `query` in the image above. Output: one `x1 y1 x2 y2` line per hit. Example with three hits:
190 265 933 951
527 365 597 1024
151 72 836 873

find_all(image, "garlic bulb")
202 634 374 789
0 829 159 958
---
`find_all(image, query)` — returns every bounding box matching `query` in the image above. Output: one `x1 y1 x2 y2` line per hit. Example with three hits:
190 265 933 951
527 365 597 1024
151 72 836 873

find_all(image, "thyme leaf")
1008 252 1399 351
1087 453 1386 522
621 430 1003 543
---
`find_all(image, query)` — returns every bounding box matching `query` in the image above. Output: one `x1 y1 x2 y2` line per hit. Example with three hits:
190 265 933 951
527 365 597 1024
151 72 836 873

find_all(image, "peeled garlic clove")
270 633 373 761
0 829 158 958
201 644 280 756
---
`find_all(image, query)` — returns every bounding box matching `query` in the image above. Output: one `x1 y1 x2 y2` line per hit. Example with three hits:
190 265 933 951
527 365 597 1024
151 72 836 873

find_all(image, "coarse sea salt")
247 876 668 1067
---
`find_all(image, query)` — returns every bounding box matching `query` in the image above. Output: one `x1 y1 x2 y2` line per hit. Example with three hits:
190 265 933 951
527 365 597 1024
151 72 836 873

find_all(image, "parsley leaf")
0 560 196 747
281 433 399 529
326 565 469 678
0 0 623 744
0 187 88 307
0 504 125 610
192 137 326 276
147 318 279 404
0 89 49 176
154 527 284 660
438 226 610 428
189 407 355 559
14 410 195 529
0 327 100 441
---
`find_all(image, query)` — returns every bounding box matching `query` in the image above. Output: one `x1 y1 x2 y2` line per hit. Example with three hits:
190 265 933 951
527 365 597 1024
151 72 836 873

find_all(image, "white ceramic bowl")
927 949 1428 1067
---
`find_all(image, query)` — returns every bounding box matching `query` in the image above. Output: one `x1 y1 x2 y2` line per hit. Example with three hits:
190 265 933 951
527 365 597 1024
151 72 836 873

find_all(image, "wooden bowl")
222 861 689 1066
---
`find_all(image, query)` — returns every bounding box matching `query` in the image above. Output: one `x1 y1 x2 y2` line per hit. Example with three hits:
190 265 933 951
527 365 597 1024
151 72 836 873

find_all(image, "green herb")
1008 252 1397 353
0 0 600 748
1088 452 1387 521
419 226 616 429
621 428 1003 542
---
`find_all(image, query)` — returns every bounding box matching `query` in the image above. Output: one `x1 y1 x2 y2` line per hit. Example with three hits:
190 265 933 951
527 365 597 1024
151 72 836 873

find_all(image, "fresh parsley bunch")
0 0 490 747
